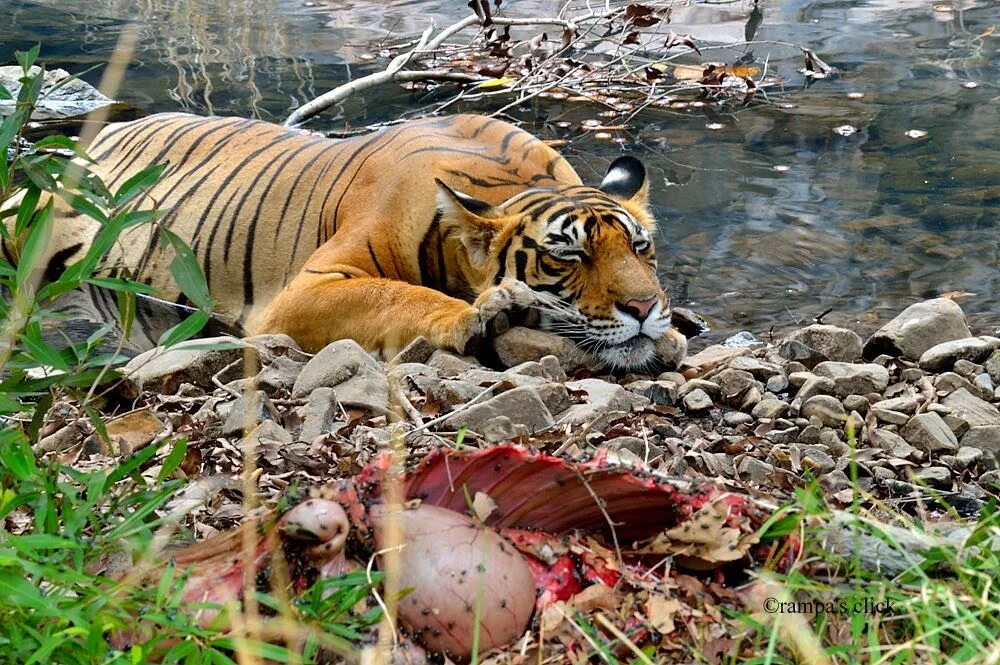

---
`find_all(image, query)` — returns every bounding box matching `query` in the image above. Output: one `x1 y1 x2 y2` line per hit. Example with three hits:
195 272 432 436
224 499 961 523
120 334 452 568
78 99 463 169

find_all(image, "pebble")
918 336 1000 372
800 395 847 428
912 466 952 489
737 457 775 485
900 412 960 453
863 297 972 360
751 397 790 419
813 362 890 398
785 324 863 362
683 389 714 413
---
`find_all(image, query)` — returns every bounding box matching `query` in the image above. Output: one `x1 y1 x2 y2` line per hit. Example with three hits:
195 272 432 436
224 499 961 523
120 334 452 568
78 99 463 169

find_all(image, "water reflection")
2 0 997 346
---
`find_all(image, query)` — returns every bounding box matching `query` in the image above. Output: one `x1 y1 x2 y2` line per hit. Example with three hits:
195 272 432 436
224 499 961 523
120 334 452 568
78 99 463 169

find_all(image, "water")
2 0 997 343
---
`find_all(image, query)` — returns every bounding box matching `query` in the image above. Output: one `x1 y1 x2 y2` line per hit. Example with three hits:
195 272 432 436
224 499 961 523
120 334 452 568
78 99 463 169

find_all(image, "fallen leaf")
105 409 163 454
647 594 683 633
473 491 498 521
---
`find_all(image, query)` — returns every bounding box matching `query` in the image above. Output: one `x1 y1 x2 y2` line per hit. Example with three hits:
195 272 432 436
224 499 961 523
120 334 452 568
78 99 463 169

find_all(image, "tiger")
11 113 687 371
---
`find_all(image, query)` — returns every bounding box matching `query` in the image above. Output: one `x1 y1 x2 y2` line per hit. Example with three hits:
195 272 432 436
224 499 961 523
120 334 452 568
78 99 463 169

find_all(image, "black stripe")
42 243 83 283
493 236 513 285
367 240 387 277
514 250 528 282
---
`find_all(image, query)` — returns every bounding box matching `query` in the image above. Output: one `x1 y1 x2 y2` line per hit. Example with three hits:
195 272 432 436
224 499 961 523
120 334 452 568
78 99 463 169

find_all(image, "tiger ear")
435 179 502 266
599 156 648 206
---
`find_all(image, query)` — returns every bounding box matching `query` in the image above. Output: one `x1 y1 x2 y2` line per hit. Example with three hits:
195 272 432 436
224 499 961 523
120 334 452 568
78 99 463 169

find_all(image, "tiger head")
437 157 686 371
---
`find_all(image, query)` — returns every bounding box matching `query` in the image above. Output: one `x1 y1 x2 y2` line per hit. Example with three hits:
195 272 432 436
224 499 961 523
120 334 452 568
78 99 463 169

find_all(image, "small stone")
714 368 757 404
657 371 686 385
683 389 713 413
766 374 790 393
723 412 754 427
293 340 390 413
680 345 751 373
741 386 763 410
953 359 983 378
223 390 280 437
984 352 1000 384
872 466 897 481
728 356 782 379
389 336 436 365
934 371 979 396
538 355 567 382
481 416 529 443
786 324 864 362
677 379 721 399
819 430 850 456
494 327 591 371
820 469 852 492
427 350 476 377
437 380 485 408
625 380 677 406
603 436 664 462
943 414 971 438
900 367 925 382
800 447 836 474
912 466 952 489
566 379 641 411
799 424 821 444
797 376 837 400
842 394 869 414
864 298 972 360
764 426 800 444
813 362 890 397
121 337 250 396
240 420 293 466
953 446 984 471
445 386 554 432
752 398 790 419
871 407 910 425
737 457 775 485
506 361 548 378
941 388 1000 428
256 355 303 393
960 426 1000 469
299 387 343 442
800 395 847 428
873 395 920 414
777 339 828 368
918 336 1000 372
788 371 815 388
974 373 994 395
900 412 960 453
534 383 572 416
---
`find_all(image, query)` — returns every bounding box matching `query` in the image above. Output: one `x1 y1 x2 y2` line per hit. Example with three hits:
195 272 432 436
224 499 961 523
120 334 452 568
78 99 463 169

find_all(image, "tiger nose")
616 297 658 323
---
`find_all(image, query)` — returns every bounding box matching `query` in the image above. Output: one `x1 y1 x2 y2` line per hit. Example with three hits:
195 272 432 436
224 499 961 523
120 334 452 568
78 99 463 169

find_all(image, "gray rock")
819 429 850 456
919 336 1000 372
493 327 591 371
766 374 790 394
682 388 713 413
820 469 853 492
566 379 642 411
960 426 1000 469
728 356 782 379
223 390 279 437
603 436 664 462
764 426 800 445
974 373 994 395
737 457 775 485
444 386 554 432
723 412 754 427
299 388 343 442
243 333 311 362
800 395 847 428
714 368 757 404
437 380 485 408
507 361 549 378
534 383 572 416
122 337 249 395
752 398 790 419
464 369 545 389
797 376 837 401
389 336 436 365
864 298 972 360
912 466 952 489
678 379 721 399
777 339 828 368
953 359 984 378
900 413 960 453
800 447 837 475
741 385 763 410
843 395 869 414
427 350 477 377
256 355 303 393
799 424 822 444
680 344 751 373
813 362 890 398
873 395 921 414
0 66 115 120
292 340 390 412
481 416 529 443
900 367 925 382
786 324 864 362
941 388 1000 428
240 420 293 466
985 352 1000 385
871 407 910 425
943 446 984 471
788 371 815 388
625 380 677 406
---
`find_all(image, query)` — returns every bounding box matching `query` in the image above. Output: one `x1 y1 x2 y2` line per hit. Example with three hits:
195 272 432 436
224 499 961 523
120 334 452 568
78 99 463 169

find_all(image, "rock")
677 379 721 400
786 324 864 362
900 413 960 453
985 353 1000 384
820 469 853 492
912 466 952 489
444 387 554 433
974 373 994 395
941 388 1000 428
800 395 847 428
680 345 750 373
538 355 567 382
603 436 664 461
728 356 782 379
299 388 343 442
682 389 713 413
240 420 293 466
713 369 757 404
292 340 390 413
813 362 889 398
764 426 799 445
723 412 754 427
223 390 280 437
0 66 115 120
625 380 677 406
533 383 572 416
953 359 984 378
934 371 980 397
819 429 850 456
390 336 436 365
945 446 984 471
960 426 1000 469
507 361 549 378
122 337 249 395
776 339 828 368
918 336 1000 372
752 398 790 420
481 416 529 443
566 379 643 411
863 298 972 360
493 327 591 371
797 376 837 401
842 395 869 415
871 407 910 425
766 374 790 393
737 457 774 485
255 355 303 393
741 386 763 411
436 380 485 409
243 333 311 362
873 395 920 414
800 447 836 475
427 350 477 377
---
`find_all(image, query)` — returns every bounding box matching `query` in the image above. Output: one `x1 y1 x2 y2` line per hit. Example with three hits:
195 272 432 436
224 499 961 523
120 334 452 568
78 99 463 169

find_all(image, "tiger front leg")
253 272 537 358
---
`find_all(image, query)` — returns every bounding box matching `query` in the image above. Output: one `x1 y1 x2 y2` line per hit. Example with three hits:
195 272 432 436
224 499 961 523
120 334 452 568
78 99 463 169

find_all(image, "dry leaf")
646 595 683 634
472 491 498 522
636 498 758 567
106 409 163 454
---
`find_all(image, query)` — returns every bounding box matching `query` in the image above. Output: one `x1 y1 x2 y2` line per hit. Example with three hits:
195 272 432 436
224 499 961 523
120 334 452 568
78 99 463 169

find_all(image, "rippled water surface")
3 0 997 341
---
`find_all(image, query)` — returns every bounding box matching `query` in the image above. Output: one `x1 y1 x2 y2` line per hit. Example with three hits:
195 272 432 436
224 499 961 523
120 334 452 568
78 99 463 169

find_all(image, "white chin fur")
595 336 658 371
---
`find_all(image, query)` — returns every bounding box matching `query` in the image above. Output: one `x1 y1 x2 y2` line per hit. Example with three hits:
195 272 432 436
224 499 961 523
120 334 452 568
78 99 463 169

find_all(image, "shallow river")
3 0 997 342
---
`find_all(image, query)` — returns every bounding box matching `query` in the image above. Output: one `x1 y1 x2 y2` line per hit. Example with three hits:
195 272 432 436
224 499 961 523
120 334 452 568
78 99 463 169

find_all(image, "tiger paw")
472 279 538 338
656 327 688 370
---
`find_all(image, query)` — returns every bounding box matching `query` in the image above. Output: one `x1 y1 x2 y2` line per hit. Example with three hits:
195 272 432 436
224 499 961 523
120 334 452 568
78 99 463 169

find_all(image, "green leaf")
159 228 212 310
55 190 109 224
16 45 41 72
14 200 54 290
0 84 12 101
113 163 168 208
0 427 36 480
118 288 137 340
14 185 41 235
20 157 58 192
157 310 210 348
0 393 23 414
158 439 188 482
